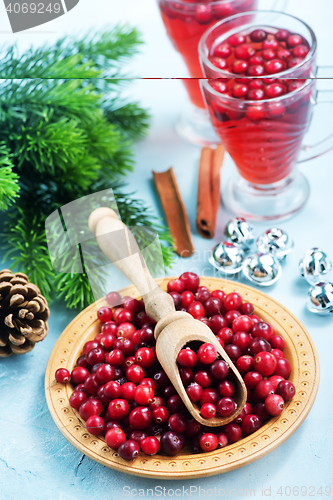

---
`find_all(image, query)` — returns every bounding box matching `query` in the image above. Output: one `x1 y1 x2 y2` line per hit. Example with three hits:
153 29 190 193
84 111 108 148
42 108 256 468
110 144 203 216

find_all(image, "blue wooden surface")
1 1 333 499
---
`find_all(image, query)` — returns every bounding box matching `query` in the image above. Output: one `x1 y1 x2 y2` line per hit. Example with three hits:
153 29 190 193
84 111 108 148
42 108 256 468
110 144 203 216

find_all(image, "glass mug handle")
298 67 333 163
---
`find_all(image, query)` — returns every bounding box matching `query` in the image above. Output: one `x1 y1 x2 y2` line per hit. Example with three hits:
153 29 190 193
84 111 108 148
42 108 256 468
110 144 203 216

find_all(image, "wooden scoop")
89 207 247 427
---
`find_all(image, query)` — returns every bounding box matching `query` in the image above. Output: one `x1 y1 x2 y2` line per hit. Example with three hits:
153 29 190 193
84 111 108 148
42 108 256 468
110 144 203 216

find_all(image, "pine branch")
0 143 20 211
3 207 55 300
105 102 150 140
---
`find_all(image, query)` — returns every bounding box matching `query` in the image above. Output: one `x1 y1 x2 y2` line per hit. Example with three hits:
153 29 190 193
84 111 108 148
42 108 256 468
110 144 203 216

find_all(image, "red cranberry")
152 406 169 424
97 306 113 322
126 364 145 384
251 321 273 341
263 38 279 50
95 364 115 384
254 352 277 376
250 29 267 42
228 34 246 47
168 413 187 434
179 272 200 293
70 366 89 386
167 278 185 294
236 355 253 374
244 371 263 390
247 88 265 100
149 396 166 410
223 422 242 443
287 34 303 48
211 57 228 70
265 394 285 416
135 347 156 369
117 322 136 339
247 65 265 77
200 387 219 406
76 355 90 370
82 340 99 355
274 358 291 378
224 309 241 325
135 312 152 329
235 44 256 60
232 83 249 98
241 414 262 436
169 291 182 310
138 326 154 345
254 380 275 400
140 436 160 455
160 431 185 456
181 290 195 309
201 402 217 419
106 291 121 307
268 375 285 391
121 382 136 403
217 380 235 398
216 432 228 448
193 370 212 388
197 343 217 364
84 374 100 395
188 301 205 319
134 385 154 406
277 48 291 60
275 29 289 41
108 399 130 421
179 367 193 387
163 385 177 400
100 332 116 350
91 362 103 374
292 45 309 58
79 398 103 421
270 334 285 350
204 297 223 317
129 430 148 444
218 327 233 345
224 344 241 363
113 338 134 357
140 377 157 392
232 60 249 74
213 44 232 58
104 381 123 399
246 104 265 122
86 415 105 436
265 83 285 99
118 439 140 461
233 401 253 425
264 59 285 74
69 390 87 410
200 433 218 452
105 427 126 449
232 332 251 352
216 397 236 418
116 309 135 326
186 383 203 403
276 380 295 400
209 359 229 380
106 349 125 367
250 336 271 355
167 395 186 414
253 402 270 421
211 290 226 302
271 348 285 359
195 286 211 304
210 315 227 334
153 370 170 389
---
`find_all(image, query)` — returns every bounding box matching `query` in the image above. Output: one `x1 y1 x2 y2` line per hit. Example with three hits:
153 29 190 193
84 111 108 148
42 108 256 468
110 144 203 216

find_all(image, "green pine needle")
0 142 20 211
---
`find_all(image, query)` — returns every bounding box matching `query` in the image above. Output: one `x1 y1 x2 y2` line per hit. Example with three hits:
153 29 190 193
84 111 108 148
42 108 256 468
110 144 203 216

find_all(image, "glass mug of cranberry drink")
157 0 258 144
199 11 333 221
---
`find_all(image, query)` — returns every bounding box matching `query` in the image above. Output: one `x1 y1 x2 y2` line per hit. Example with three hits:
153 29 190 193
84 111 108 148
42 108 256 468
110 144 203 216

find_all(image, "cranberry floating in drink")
157 0 258 144
199 11 333 220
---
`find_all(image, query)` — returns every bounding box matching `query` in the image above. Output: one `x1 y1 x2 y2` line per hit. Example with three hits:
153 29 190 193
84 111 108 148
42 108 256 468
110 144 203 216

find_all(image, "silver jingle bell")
299 248 332 285
225 217 255 251
242 252 282 286
209 241 244 275
307 282 333 314
256 228 293 260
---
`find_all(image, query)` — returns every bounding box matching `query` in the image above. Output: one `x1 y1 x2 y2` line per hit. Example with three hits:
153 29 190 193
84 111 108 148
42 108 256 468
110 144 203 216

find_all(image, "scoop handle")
88 207 175 322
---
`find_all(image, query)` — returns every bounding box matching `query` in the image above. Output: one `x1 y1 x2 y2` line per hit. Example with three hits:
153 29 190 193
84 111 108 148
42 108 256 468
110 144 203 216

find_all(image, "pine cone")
0 269 50 357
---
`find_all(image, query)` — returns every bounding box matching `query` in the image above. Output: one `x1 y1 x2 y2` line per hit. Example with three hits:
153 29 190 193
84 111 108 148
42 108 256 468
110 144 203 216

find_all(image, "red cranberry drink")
198 11 333 220
157 0 258 109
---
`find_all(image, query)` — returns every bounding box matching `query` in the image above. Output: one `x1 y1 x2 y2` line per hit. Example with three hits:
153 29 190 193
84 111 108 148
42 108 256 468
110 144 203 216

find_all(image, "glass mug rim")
199 10 317 104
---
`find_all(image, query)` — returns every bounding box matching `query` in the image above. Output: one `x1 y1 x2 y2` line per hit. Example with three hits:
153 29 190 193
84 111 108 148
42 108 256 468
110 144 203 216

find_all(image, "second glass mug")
157 0 258 144
199 10 333 221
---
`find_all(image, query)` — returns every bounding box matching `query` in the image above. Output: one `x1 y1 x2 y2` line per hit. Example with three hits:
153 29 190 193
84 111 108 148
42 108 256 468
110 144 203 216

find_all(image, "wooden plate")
45 277 319 479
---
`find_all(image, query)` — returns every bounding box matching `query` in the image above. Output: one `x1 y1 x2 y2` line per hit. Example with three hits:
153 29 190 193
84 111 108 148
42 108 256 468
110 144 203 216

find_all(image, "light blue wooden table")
1 1 333 499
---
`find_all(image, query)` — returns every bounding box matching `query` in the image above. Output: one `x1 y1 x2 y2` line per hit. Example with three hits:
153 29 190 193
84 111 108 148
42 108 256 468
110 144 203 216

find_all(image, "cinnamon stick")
196 145 225 239
153 167 195 258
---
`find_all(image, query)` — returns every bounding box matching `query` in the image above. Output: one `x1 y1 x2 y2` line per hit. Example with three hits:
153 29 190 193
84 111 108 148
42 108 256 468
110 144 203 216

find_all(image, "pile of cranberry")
55 272 295 461
208 27 310 100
